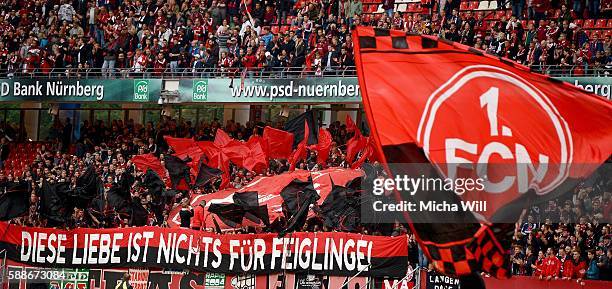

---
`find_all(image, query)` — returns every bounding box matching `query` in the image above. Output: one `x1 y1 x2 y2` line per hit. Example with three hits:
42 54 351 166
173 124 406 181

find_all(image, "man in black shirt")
179 200 193 228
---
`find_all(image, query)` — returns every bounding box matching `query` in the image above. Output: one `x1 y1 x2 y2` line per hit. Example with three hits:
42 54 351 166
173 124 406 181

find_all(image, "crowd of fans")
0 115 387 229
0 0 609 78
509 167 612 281
0 114 610 280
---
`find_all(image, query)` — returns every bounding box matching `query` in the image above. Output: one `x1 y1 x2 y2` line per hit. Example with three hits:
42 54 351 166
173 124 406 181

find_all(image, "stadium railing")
0 65 607 79
0 66 358 79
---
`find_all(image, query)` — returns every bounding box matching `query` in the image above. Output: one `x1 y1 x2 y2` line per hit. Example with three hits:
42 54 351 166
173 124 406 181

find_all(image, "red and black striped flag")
352 27 612 279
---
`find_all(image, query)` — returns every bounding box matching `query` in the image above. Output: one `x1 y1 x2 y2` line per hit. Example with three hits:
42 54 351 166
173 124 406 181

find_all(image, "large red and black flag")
353 27 612 279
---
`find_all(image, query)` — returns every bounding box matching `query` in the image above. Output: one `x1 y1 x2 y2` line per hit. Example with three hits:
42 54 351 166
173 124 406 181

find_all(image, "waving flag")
346 125 367 163
132 153 171 187
245 135 269 173
0 182 29 221
289 121 310 171
315 128 333 164
164 136 203 176
284 110 319 147
353 27 612 279
263 126 294 159
168 168 364 229
346 114 357 133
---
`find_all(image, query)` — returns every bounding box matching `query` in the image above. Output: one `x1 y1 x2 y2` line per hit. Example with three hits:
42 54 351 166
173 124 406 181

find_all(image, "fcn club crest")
417 65 573 216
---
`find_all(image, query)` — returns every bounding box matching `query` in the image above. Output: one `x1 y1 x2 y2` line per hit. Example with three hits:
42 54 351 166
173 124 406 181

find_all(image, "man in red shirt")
190 200 209 231
563 250 587 280
241 47 258 69
540 247 561 280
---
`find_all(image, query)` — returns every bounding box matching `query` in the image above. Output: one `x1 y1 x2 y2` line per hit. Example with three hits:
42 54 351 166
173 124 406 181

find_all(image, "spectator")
191 200 209 231
565 250 588 280
179 199 193 228
540 247 561 280
348 0 363 25
587 250 601 279
382 0 396 18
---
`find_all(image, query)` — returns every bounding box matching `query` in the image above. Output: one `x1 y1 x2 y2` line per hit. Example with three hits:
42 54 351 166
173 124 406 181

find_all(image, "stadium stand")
0 0 608 78
0 0 609 282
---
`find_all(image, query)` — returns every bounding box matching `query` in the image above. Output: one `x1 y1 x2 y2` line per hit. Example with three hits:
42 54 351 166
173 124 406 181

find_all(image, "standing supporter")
587 250 601 279
564 250 588 280
540 247 561 280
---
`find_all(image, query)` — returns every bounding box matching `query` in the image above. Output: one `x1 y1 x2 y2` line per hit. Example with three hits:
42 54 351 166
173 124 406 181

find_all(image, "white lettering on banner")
418 65 573 199
15 230 387 274
231 80 360 100
1 81 104 100
574 80 611 100
0 82 9 95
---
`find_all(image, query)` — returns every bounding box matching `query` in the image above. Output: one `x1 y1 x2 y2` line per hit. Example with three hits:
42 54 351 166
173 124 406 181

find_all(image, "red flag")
214 129 234 147
346 127 367 163
351 137 375 169
214 129 250 167
353 27 612 278
164 136 204 180
245 136 269 173
164 136 199 159
168 168 363 229
131 154 170 187
316 128 333 164
262 126 294 159
289 121 309 171
218 153 231 189
196 141 221 165
345 114 357 133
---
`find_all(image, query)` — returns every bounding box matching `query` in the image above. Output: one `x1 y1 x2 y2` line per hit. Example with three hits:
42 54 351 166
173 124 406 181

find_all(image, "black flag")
164 155 191 189
234 191 270 226
72 166 100 207
143 169 165 196
208 203 245 228
129 196 149 226
320 184 359 231
39 181 71 224
208 191 270 227
105 184 130 214
280 179 320 234
284 110 318 148
0 181 30 221
194 161 223 187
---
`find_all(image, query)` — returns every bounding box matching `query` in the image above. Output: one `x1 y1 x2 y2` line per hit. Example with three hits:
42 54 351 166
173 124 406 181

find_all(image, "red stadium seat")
460 1 469 10
362 14 371 23
594 19 606 28
573 19 584 26
270 26 279 35
583 19 594 28
408 3 417 12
